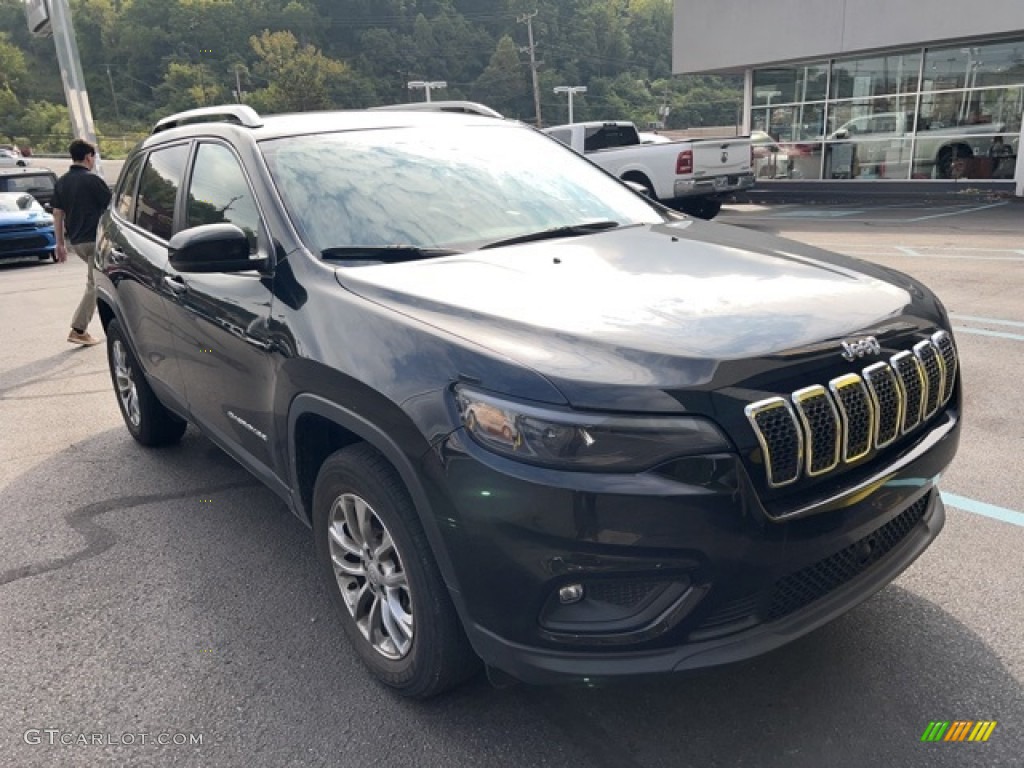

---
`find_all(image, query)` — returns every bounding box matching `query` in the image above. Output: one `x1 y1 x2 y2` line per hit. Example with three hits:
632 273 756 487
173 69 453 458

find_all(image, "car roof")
144 106 514 148
0 167 56 178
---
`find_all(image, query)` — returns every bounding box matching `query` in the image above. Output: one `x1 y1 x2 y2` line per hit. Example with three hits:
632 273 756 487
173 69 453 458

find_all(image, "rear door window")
115 155 145 221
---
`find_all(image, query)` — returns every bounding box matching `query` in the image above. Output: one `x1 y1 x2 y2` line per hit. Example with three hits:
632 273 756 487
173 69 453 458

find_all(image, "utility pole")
554 85 586 124
105 64 121 124
518 11 542 127
37 0 103 176
234 66 244 103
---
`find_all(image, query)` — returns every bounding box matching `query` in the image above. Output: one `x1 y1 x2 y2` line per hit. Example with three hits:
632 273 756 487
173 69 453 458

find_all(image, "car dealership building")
673 0 1024 194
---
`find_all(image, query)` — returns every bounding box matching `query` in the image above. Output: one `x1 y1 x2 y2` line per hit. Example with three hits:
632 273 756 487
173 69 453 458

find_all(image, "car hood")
335 220 943 408
0 210 50 227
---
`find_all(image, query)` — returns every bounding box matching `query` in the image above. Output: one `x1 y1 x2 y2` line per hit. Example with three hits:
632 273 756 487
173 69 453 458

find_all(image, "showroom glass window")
751 37 1023 181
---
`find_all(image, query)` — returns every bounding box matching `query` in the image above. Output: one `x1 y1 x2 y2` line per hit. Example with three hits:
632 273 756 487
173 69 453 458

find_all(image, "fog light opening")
559 584 585 604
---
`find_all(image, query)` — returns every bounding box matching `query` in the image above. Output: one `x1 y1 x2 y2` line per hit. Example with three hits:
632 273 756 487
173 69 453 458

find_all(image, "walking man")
53 139 111 346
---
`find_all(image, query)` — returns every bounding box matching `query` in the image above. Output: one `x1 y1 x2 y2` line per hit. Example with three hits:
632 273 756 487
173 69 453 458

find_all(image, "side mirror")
168 223 269 273
833 129 849 140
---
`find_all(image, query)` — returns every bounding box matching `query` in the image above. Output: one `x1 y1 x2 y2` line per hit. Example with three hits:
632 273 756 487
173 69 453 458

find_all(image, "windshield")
260 123 664 255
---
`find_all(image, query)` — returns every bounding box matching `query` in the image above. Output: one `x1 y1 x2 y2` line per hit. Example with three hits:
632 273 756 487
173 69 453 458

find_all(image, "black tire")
313 444 480 698
695 199 722 220
677 198 722 220
936 145 972 179
105 318 187 446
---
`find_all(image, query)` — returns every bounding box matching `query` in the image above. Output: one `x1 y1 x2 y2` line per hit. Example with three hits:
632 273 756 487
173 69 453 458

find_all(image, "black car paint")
94 112 960 684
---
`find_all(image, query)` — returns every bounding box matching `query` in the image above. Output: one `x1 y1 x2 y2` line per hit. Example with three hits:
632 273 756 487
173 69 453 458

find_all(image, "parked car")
0 192 56 263
0 147 29 168
96 104 960 698
543 120 753 219
0 168 58 210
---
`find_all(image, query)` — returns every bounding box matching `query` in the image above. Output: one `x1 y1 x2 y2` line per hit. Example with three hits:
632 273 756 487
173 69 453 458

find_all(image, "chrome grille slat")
829 374 874 462
746 336 958 488
745 398 802 488
863 362 902 449
914 340 944 419
891 351 925 433
792 386 840 476
932 331 957 404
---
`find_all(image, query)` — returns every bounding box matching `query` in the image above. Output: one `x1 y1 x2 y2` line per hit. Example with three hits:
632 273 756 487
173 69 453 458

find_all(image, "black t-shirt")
52 165 112 245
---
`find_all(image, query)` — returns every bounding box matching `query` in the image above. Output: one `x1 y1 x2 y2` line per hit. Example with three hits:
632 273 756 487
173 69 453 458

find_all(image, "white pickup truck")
543 121 754 219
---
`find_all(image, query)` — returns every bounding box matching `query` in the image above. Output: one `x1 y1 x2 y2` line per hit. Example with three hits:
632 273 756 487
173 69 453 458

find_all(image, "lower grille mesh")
763 493 931 622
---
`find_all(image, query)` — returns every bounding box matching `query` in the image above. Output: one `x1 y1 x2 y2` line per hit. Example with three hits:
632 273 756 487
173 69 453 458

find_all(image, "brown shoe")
68 330 101 346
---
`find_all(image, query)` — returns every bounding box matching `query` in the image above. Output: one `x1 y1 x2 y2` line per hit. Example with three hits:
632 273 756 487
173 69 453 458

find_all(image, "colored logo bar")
921 721 997 742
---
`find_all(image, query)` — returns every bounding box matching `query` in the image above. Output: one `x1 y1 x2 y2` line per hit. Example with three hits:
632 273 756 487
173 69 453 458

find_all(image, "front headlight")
455 386 732 472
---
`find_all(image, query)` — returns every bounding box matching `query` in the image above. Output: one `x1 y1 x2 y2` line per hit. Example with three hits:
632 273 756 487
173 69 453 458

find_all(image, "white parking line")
954 326 1024 342
950 313 1024 328
904 201 1009 221
894 246 921 257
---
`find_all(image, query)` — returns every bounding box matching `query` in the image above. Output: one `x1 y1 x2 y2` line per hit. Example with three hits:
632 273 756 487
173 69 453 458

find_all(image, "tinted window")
186 143 261 253
135 144 189 240
583 125 639 151
115 154 145 220
1 174 55 195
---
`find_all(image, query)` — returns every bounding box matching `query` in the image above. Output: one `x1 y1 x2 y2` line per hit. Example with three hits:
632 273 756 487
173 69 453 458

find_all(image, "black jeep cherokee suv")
95 105 961 698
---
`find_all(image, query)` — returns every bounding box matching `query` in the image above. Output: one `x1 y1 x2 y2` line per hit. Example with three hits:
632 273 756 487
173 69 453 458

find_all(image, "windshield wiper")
321 245 461 263
478 220 622 250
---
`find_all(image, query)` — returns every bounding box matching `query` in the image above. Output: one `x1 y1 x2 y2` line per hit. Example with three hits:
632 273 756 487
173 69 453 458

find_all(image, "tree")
248 30 346 112
472 36 527 117
0 32 27 91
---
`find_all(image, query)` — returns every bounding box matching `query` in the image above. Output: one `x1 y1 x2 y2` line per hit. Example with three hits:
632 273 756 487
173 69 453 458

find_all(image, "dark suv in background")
94 105 961 698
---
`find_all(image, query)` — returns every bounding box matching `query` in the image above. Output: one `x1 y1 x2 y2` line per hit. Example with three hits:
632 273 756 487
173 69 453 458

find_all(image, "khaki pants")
69 242 96 333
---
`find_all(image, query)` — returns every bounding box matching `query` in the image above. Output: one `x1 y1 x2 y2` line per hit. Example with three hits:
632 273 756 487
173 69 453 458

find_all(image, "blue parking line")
941 492 1024 528
954 326 1024 342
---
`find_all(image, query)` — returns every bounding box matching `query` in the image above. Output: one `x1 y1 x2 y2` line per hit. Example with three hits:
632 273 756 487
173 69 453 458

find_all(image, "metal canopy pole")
47 0 103 178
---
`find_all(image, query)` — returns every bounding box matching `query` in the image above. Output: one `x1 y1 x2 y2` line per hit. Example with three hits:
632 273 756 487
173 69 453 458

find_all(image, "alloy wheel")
112 339 141 428
327 492 414 659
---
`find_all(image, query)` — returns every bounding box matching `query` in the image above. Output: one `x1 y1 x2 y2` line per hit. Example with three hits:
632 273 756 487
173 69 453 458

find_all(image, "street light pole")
553 85 586 124
407 80 448 103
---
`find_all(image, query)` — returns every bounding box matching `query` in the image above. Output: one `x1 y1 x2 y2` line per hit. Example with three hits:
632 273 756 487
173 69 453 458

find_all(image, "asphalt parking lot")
1 196 1022 767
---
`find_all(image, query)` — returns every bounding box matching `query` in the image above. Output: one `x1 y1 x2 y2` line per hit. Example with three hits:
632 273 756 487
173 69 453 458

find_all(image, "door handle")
162 275 187 294
109 248 127 263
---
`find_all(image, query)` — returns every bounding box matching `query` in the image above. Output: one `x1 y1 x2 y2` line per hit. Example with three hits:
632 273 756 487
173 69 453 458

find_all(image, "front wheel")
313 444 480 698
106 319 187 446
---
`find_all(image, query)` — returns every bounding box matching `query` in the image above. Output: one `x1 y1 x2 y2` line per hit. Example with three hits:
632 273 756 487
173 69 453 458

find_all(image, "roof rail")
369 101 503 119
152 105 263 135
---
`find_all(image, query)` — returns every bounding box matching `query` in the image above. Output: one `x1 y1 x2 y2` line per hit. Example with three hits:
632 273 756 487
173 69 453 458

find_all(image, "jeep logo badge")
840 336 882 361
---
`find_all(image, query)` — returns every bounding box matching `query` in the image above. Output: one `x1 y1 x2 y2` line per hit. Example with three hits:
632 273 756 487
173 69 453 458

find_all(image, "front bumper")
0 229 56 260
434 407 958 684
674 172 755 198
